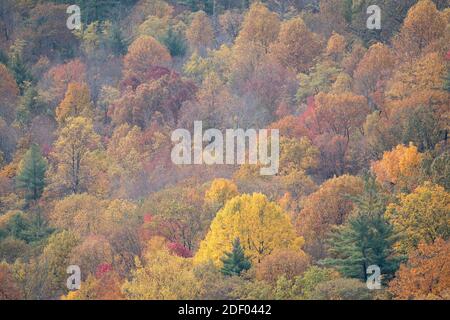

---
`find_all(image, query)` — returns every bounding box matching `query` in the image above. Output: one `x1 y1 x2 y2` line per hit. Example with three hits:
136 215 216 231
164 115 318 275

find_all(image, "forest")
0 0 449 300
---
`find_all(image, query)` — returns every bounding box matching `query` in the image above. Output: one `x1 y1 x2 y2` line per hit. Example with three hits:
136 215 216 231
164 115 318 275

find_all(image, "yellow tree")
186 11 214 53
36 231 79 299
270 17 322 73
385 183 450 253
55 82 93 124
122 242 200 299
371 143 424 192
123 35 171 81
389 238 450 300
204 178 238 210
51 117 101 194
194 193 303 266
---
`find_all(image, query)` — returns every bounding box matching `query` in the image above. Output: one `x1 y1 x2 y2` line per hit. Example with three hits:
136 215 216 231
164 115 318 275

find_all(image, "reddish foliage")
96 263 112 278
167 242 193 258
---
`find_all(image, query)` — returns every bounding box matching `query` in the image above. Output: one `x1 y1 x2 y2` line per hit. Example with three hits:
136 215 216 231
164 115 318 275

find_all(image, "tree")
104 22 127 56
204 178 239 210
0 263 22 299
194 193 303 265
309 278 372 300
353 43 394 107
161 26 187 57
229 3 280 87
371 144 424 192
70 235 114 277
256 249 310 284
111 69 195 127
316 0 348 37
429 151 450 190
122 245 201 300
0 209 51 244
49 194 105 237
140 184 210 251
24 3 79 61
51 117 101 194
221 238 251 276
33 230 79 299
270 17 322 73
16 85 46 126
186 11 214 54
123 35 171 82
106 124 149 198
0 63 18 124
296 61 341 102
42 59 87 108
315 92 369 141
296 266 340 300
50 194 137 238
385 182 450 253
296 175 364 259
62 270 124 300
326 32 346 62
219 9 243 41
56 82 94 124
235 3 280 53
321 176 401 282
389 238 450 300
8 41 33 91
16 144 47 203
394 0 446 58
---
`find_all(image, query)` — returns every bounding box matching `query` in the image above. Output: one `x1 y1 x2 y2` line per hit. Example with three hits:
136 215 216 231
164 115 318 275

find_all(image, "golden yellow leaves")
195 193 303 266
371 143 423 191
385 183 449 252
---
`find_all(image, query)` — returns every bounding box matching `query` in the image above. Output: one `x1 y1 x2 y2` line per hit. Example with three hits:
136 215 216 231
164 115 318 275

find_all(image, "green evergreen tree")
320 175 402 283
16 144 47 203
162 27 187 57
8 52 32 93
221 238 251 276
16 85 46 126
343 0 353 23
108 22 128 56
1 209 52 243
0 49 8 65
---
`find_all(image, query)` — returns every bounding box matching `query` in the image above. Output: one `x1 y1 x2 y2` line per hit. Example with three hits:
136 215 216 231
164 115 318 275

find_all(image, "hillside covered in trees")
0 0 449 300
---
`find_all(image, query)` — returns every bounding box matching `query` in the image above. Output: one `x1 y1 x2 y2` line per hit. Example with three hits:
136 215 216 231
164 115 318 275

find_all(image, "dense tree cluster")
0 0 449 300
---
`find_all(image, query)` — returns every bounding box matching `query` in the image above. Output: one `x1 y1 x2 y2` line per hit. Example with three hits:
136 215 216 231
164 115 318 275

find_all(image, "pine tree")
8 53 32 93
320 175 402 283
16 144 47 203
108 23 127 56
221 238 251 276
162 27 187 57
16 85 46 126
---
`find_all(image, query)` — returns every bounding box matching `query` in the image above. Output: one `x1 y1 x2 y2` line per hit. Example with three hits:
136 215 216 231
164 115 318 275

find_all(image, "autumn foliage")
0 0 449 301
